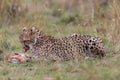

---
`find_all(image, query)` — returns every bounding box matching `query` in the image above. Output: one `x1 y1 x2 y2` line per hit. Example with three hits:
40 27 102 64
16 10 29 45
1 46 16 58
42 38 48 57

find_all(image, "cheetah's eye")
23 40 30 43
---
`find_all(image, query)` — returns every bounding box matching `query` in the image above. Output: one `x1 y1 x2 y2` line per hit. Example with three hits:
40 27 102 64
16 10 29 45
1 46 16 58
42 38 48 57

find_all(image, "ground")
0 25 119 80
0 0 120 80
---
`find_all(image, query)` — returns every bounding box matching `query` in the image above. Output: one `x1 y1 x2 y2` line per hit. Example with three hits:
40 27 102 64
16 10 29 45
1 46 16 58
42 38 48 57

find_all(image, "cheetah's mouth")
23 45 30 52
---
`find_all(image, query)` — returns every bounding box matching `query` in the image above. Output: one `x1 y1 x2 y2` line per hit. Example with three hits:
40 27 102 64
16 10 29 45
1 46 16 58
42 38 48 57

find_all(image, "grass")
0 0 120 80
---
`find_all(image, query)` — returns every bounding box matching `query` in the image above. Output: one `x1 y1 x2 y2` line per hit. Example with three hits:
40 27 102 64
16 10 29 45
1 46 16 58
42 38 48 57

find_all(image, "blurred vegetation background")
1 0 120 53
0 0 120 80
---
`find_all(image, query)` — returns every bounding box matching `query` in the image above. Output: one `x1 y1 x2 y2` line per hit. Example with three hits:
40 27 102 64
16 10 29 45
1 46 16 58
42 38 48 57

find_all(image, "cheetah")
19 27 105 62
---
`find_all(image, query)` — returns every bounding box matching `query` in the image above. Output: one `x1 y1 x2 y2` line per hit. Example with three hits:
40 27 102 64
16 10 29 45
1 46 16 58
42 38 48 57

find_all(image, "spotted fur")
19 27 105 62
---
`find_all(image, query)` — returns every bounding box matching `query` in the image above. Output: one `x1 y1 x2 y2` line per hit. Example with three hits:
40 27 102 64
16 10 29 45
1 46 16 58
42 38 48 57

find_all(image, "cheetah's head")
19 27 39 52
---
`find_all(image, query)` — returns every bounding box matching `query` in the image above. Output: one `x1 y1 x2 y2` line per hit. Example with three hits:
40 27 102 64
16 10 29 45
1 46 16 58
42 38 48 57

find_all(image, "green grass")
0 24 118 80
1 55 120 80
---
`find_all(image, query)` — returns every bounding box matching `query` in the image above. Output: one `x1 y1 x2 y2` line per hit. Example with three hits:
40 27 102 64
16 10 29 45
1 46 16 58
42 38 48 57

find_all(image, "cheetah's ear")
32 27 35 31
30 27 36 32
22 27 27 32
